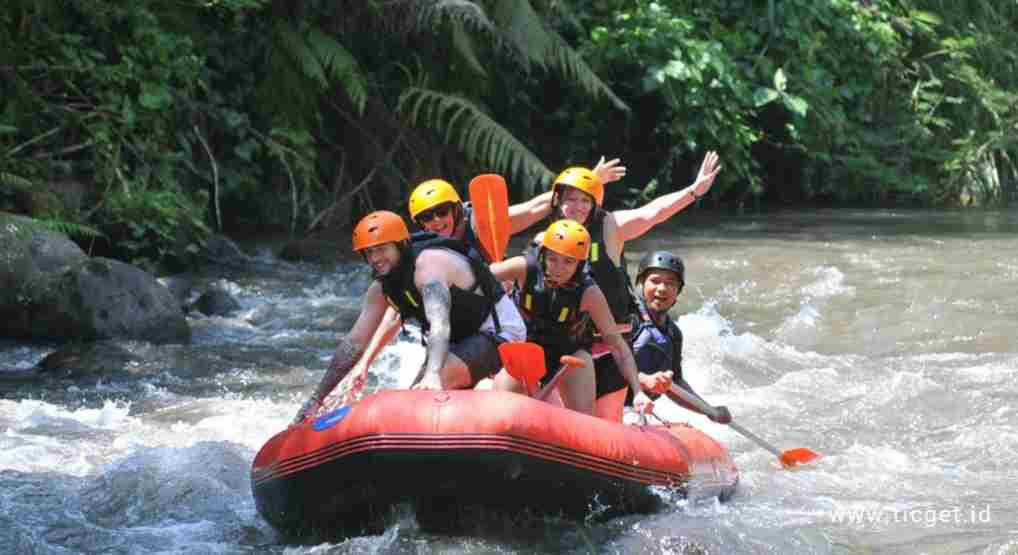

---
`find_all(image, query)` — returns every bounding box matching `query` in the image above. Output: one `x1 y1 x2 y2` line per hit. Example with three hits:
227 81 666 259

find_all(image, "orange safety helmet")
351 210 410 252
551 167 603 207
541 219 591 260
408 179 462 219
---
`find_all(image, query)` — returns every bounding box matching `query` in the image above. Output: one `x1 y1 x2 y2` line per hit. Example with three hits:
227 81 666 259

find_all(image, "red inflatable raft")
251 389 738 537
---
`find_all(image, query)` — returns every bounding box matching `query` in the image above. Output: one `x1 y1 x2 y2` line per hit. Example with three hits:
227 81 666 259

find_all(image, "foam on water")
2 210 1017 553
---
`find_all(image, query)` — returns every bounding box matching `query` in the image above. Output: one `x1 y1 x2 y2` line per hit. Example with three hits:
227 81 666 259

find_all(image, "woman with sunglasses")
407 157 627 263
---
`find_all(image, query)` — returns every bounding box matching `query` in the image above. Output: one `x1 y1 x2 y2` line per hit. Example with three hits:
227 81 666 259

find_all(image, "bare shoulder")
415 248 472 286
415 247 471 269
365 280 384 297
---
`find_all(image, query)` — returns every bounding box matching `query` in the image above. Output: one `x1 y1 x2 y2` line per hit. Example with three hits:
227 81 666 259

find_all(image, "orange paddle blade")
498 342 546 384
779 448 822 469
468 174 510 263
558 355 585 369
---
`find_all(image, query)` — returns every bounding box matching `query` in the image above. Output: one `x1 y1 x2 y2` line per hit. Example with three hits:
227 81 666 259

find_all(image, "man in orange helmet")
292 211 526 424
407 158 627 261
489 220 651 416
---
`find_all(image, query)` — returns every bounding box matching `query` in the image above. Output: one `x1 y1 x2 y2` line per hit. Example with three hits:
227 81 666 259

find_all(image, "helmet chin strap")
451 204 464 237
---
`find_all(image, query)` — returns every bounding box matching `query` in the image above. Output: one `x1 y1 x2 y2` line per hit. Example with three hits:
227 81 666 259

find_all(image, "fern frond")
546 36 629 111
408 1 527 70
532 0 584 32
36 218 104 239
262 22 370 123
492 1 551 71
1 172 35 192
258 23 320 126
450 19 487 77
490 1 629 111
306 28 369 114
398 87 553 194
274 23 326 88
417 0 493 34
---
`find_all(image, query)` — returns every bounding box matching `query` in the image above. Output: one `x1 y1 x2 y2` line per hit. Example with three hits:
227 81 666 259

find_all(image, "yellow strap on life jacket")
524 293 532 311
404 291 419 307
558 307 570 322
590 242 599 262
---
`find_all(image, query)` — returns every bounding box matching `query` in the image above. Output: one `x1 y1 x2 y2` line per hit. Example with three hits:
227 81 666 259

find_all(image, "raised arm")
489 255 528 289
293 282 389 423
507 191 554 235
506 157 628 236
612 151 721 243
335 306 401 404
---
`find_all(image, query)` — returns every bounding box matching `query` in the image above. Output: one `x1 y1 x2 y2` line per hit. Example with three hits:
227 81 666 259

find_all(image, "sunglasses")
417 204 453 223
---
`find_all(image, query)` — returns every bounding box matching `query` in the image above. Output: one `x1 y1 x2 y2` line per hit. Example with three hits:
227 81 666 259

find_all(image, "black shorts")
538 344 572 386
450 332 503 385
594 355 633 403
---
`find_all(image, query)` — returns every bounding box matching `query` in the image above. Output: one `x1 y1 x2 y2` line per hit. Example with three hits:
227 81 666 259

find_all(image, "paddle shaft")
666 383 718 419
728 421 784 458
535 362 576 401
667 384 787 459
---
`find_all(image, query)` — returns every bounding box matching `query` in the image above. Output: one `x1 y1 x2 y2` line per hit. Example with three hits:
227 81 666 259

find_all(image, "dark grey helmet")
636 251 685 286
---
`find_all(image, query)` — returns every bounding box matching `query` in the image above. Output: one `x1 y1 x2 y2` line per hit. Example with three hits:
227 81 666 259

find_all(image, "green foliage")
582 1 763 196
92 188 210 270
4 0 1015 272
573 0 1018 206
34 218 103 240
398 87 554 195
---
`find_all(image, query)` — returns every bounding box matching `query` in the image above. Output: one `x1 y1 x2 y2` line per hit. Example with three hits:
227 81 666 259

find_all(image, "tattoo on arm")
420 281 452 380
313 339 365 401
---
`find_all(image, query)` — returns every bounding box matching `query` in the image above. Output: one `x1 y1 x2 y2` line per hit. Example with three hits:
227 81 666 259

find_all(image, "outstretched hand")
691 151 722 197
593 156 627 185
709 405 732 424
291 397 323 426
638 370 674 395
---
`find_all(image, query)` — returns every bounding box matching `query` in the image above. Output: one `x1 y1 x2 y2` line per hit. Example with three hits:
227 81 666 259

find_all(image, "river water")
1 209 1016 554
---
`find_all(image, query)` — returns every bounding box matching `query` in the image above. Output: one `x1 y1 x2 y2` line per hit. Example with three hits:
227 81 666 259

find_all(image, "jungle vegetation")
2 1 1016 269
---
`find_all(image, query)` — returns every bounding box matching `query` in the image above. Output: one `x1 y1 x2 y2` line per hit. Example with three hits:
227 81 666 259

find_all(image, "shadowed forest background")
2 0 1016 271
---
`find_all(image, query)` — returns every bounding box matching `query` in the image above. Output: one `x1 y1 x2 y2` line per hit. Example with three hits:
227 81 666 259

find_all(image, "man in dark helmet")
593 250 731 424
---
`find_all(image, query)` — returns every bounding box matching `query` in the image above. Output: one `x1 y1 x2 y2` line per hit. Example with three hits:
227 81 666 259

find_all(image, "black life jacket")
457 202 488 262
584 209 639 324
378 232 503 343
514 249 594 349
631 296 684 379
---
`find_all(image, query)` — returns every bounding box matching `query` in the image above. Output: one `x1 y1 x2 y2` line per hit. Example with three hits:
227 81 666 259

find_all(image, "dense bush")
574 0 1018 206
2 1 1015 269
